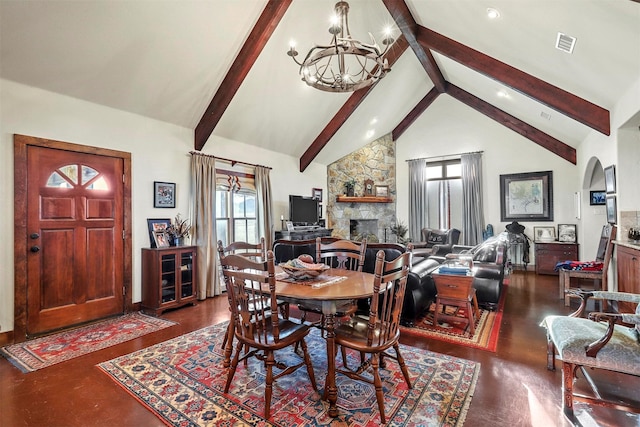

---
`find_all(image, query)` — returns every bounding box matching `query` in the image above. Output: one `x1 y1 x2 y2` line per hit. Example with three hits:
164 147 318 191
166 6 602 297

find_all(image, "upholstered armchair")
413 228 460 257
541 290 640 419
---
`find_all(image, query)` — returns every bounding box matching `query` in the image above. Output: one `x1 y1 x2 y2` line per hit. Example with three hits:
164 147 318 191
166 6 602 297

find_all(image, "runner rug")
401 285 507 352
1 312 176 373
98 321 479 426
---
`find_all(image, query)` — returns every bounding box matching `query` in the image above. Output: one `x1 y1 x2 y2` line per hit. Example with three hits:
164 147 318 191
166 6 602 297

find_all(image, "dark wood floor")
1 271 638 426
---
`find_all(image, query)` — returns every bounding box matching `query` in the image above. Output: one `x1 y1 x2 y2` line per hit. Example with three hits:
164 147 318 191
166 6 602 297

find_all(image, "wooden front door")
14 135 132 339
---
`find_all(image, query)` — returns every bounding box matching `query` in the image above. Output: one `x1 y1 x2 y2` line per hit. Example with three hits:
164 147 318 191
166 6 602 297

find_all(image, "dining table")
222 267 376 418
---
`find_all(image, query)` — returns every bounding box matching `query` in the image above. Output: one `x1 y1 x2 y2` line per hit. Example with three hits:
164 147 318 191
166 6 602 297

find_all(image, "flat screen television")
289 195 319 226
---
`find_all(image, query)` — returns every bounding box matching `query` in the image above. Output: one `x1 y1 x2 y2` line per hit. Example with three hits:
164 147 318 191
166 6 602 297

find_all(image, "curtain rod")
189 151 272 170
406 150 484 162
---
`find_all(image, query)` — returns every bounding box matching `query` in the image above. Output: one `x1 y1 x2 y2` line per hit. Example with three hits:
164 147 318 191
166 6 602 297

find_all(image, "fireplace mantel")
336 195 392 203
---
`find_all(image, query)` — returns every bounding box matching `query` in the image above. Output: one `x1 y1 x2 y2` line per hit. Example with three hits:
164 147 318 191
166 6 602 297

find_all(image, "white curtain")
408 159 429 242
190 153 220 298
255 166 274 249
461 153 484 245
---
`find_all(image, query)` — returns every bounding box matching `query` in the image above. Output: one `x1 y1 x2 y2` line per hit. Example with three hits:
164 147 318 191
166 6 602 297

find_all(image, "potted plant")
390 219 409 245
166 214 191 246
344 179 356 197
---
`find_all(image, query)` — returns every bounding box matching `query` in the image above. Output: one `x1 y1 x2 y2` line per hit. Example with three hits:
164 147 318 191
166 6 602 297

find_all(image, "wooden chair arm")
565 289 593 318
584 312 625 357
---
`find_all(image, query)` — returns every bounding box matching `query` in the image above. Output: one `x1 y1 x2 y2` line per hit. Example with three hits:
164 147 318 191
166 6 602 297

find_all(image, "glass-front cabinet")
142 246 197 315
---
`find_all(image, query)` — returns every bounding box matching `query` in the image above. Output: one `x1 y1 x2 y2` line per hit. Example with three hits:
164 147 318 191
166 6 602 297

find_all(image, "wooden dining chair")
559 224 617 307
217 239 289 360
334 249 413 424
219 250 317 419
297 238 367 325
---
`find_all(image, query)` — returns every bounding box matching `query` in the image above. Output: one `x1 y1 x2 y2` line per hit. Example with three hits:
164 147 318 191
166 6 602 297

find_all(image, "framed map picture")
500 171 553 222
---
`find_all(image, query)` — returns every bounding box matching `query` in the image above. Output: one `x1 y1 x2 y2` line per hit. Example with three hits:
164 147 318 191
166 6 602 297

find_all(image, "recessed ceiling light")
365 129 375 139
370 117 378 125
497 90 509 98
487 8 500 19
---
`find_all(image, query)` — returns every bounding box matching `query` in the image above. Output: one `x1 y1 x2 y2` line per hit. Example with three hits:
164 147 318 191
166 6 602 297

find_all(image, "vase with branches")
166 214 191 246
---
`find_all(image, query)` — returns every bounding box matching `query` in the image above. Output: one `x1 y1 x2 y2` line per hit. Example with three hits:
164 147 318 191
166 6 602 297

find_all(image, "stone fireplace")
326 133 397 242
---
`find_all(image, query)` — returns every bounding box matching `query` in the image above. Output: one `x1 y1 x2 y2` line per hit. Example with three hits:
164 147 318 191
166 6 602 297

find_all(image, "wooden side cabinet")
535 242 579 275
142 246 197 315
616 243 640 313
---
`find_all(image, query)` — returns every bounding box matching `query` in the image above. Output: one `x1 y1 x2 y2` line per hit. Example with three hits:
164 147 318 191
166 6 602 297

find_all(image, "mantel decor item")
375 185 389 198
500 171 553 222
287 1 395 92
364 179 374 196
604 165 616 194
344 178 356 197
153 181 175 208
312 187 323 202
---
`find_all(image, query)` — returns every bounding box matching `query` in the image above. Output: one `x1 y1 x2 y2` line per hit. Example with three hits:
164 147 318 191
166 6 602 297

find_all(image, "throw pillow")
427 232 446 244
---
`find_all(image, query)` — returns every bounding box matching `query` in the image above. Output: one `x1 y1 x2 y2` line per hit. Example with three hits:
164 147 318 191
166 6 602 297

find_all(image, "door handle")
30 246 40 253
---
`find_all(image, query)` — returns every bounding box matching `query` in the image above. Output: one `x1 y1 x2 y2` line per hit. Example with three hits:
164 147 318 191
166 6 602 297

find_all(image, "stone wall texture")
326 133 397 242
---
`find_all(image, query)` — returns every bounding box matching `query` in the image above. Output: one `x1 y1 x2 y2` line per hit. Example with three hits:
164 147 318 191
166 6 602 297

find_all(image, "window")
425 159 462 230
215 171 258 248
46 164 109 190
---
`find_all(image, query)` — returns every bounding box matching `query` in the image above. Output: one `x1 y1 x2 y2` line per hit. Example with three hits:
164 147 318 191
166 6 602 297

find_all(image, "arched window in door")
46 164 109 190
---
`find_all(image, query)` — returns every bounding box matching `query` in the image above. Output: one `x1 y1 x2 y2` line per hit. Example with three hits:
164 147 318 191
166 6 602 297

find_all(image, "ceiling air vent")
556 32 576 54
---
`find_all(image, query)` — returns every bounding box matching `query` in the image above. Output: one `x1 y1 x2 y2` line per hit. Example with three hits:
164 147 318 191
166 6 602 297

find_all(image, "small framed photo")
285 221 295 232
375 185 389 198
318 203 323 219
604 165 616 194
533 226 556 242
154 181 176 208
147 218 171 248
589 190 606 206
153 231 170 248
558 224 577 243
312 188 323 202
606 195 617 224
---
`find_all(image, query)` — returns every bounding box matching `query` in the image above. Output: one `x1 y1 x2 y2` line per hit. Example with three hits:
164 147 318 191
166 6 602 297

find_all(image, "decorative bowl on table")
278 259 330 280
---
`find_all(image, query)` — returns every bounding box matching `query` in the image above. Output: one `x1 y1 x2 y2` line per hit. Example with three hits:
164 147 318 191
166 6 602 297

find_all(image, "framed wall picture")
154 181 176 208
606 195 617 224
604 165 616 194
147 218 171 248
374 185 389 198
533 226 556 242
500 171 553 221
558 224 577 243
312 188 323 202
589 190 606 206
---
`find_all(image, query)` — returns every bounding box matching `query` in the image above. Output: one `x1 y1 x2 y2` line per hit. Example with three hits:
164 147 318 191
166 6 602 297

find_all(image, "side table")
432 269 479 335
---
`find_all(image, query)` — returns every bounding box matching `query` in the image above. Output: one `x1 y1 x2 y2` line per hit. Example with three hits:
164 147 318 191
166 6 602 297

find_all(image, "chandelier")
287 1 395 92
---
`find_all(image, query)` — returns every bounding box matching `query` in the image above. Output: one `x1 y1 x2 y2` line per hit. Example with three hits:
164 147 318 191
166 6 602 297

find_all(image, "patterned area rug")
1 312 177 372
401 285 507 352
99 321 479 426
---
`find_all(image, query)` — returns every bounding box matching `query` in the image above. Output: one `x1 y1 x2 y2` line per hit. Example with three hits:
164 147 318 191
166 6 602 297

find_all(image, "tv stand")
275 228 332 241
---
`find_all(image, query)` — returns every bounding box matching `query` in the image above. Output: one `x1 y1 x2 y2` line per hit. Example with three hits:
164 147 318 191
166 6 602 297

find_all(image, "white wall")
0 79 326 333
395 95 579 264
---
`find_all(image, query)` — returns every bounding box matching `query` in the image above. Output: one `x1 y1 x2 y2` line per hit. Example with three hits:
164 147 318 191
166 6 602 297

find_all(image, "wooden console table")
535 242 579 275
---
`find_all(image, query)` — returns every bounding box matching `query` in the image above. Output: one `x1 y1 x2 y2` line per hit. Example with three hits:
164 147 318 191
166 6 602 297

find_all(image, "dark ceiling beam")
417 26 610 136
194 0 292 151
381 0 446 93
392 87 441 140
299 35 409 172
447 83 577 164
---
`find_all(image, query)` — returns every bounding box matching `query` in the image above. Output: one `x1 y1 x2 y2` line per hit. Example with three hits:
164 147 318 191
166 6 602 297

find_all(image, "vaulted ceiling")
2 1 639 170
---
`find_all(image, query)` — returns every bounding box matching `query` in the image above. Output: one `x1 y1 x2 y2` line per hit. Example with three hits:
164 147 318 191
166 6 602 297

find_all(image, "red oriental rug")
401 285 507 352
99 321 479 426
1 312 176 373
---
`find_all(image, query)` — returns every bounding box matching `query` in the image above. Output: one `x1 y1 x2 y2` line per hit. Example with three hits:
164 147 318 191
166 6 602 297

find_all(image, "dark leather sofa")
272 238 440 326
430 233 509 310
